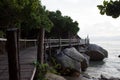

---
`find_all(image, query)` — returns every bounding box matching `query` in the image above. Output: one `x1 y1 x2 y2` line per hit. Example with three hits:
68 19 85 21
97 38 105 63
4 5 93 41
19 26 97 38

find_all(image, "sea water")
85 40 120 78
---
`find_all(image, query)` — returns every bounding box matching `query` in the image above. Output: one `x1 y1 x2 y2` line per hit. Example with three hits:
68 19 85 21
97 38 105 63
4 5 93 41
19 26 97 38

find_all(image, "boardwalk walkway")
0 37 89 80
0 47 37 80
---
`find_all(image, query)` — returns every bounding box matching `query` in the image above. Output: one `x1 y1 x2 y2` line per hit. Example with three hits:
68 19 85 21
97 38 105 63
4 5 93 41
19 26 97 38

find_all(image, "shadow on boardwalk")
0 47 37 80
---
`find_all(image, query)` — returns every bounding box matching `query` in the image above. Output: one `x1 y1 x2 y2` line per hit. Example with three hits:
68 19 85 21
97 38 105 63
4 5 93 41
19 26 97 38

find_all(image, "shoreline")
64 73 120 80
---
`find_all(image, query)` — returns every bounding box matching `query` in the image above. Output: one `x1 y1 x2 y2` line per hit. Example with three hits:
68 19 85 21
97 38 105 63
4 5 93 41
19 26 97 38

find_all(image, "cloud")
79 21 120 36
42 0 120 41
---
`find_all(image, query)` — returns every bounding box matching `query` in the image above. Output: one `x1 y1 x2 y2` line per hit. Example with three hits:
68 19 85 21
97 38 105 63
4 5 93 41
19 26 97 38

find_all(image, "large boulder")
81 53 90 71
45 72 66 80
55 47 88 76
118 55 120 58
100 74 120 80
85 44 108 61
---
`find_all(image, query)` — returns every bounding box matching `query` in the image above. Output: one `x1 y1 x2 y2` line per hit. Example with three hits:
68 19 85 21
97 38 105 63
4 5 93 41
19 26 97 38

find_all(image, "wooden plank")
0 47 37 80
30 67 36 80
20 47 37 80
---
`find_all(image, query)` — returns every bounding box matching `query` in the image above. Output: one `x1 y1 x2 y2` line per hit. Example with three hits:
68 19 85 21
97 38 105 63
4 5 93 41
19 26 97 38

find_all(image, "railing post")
59 38 61 49
34 40 37 46
44 40 47 63
49 38 51 48
6 28 20 80
69 38 72 47
77 39 80 45
24 39 27 48
49 38 51 55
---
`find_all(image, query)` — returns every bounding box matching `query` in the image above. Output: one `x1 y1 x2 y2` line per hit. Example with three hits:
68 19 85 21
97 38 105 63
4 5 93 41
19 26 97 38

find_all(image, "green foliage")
97 0 120 18
20 0 53 32
0 0 29 27
51 57 61 72
33 61 60 80
0 0 53 33
0 31 4 37
34 62 48 80
46 10 79 38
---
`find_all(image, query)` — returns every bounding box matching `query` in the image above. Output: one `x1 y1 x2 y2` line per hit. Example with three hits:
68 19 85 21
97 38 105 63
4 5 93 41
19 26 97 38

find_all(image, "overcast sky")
41 0 120 41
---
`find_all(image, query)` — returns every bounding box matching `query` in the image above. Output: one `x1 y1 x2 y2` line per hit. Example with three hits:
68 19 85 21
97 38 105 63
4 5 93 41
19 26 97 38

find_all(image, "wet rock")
85 44 108 61
45 72 66 80
64 75 82 80
55 47 85 76
82 73 91 79
99 74 120 80
100 74 108 80
118 55 120 58
81 54 90 71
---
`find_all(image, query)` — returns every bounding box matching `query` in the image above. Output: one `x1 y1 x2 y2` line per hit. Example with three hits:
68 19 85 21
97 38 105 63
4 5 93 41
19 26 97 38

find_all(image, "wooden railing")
0 37 89 80
0 38 89 49
44 38 89 48
0 29 90 80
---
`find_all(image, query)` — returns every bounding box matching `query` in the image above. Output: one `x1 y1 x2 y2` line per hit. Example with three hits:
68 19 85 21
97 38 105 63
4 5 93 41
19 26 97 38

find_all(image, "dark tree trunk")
37 27 45 64
35 27 45 80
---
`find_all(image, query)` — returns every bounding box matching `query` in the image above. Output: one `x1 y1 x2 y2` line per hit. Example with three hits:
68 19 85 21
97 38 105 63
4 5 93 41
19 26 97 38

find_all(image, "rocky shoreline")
81 73 120 80
45 72 120 80
54 43 108 75
45 43 118 80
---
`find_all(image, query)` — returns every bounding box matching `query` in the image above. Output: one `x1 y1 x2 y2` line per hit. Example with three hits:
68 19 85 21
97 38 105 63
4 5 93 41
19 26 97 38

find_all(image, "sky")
41 0 120 42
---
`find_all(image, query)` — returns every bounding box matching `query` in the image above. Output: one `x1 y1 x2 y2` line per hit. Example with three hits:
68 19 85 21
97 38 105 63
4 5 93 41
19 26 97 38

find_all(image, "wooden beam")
6 28 20 80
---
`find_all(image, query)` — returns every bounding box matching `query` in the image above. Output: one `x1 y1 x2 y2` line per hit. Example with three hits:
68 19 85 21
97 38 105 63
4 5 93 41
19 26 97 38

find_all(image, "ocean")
85 40 120 78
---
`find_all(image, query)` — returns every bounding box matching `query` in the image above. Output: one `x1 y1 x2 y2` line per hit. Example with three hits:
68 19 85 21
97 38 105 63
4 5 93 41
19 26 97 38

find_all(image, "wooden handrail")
0 38 80 43
0 38 89 47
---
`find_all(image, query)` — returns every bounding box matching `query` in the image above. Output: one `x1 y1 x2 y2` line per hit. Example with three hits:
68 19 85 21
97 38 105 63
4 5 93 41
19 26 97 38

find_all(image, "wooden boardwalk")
0 37 89 80
0 47 37 80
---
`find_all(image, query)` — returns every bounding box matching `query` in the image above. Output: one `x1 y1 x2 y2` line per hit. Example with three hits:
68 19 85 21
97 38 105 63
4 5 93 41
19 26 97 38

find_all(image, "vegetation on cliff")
46 10 79 39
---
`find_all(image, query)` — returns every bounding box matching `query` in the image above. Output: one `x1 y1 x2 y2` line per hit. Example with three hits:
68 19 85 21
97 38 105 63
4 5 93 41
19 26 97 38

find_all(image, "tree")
97 0 120 18
0 0 53 64
63 16 79 38
46 10 79 38
0 0 52 31
0 0 28 28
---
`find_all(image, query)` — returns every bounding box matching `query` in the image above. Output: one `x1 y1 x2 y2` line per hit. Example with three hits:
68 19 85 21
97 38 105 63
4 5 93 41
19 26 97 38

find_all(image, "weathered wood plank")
0 47 37 80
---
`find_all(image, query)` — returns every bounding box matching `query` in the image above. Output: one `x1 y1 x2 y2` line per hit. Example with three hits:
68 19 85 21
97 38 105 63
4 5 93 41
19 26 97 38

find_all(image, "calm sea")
85 40 120 78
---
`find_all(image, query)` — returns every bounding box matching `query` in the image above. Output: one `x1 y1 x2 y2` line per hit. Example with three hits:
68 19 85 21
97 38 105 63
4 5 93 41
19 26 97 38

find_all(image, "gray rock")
118 55 120 58
99 74 120 80
86 44 108 61
55 47 85 75
63 47 85 62
81 54 90 71
45 72 66 80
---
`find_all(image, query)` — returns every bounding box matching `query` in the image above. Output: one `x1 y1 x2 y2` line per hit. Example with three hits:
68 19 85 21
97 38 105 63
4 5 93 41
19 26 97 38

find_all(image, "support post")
6 28 20 80
36 28 45 79
59 38 61 49
69 38 72 47
44 42 47 63
49 38 51 56
37 27 45 64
